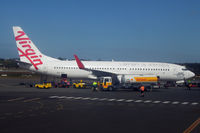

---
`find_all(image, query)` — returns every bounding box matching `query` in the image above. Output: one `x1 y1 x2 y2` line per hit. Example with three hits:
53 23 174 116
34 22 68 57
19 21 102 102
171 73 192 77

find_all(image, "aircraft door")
61 74 67 78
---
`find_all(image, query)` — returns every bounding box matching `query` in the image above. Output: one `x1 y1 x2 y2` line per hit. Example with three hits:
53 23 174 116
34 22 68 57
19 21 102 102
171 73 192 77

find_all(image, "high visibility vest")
140 86 145 91
93 82 97 86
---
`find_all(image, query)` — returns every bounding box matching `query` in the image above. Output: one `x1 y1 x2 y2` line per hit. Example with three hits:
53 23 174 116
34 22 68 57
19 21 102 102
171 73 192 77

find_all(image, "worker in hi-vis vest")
140 85 145 97
92 81 98 91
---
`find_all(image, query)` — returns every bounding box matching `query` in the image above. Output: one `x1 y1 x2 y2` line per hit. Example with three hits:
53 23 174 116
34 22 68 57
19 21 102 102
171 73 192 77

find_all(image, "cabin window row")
129 68 170 71
54 67 78 69
54 66 170 71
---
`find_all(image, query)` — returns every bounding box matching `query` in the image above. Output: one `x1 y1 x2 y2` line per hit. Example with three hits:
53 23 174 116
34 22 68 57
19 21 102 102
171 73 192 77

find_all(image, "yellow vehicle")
35 82 52 89
73 80 86 88
99 77 114 91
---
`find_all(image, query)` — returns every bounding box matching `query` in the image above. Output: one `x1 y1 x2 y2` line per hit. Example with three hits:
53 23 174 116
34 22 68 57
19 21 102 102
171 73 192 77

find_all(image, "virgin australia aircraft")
13 26 195 83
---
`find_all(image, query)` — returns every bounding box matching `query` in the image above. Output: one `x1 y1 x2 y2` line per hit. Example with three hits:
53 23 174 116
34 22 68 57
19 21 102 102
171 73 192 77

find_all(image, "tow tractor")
73 80 86 88
56 78 71 88
35 82 52 89
98 77 114 91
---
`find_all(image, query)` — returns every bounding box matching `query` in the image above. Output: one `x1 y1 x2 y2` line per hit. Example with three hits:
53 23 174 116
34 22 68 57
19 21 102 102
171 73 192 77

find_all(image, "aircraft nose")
190 71 195 78
188 71 195 79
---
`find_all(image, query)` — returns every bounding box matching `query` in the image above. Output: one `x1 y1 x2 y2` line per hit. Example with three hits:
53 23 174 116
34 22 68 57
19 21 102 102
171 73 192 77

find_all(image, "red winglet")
74 54 85 69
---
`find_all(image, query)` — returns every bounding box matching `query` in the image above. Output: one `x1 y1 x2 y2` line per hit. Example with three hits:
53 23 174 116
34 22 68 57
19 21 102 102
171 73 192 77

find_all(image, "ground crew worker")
140 85 145 97
185 82 192 90
92 81 98 91
188 83 192 90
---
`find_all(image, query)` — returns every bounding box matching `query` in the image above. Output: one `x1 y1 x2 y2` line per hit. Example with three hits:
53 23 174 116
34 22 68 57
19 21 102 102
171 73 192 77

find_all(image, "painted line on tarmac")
183 117 200 133
58 96 68 99
82 97 91 100
162 101 170 104
99 98 108 101
66 96 75 99
125 100 134 102
153 101 161 103
117 99 125 102
108 99 116 101
172 101 179 105
49 96 199 106
181 102 189 105
90 98 99 100
49 96 59 98
23 98 40 102
134 100 143 103
191 102 198 105
144 100 152 103
8 97 25 102
74 97 83 100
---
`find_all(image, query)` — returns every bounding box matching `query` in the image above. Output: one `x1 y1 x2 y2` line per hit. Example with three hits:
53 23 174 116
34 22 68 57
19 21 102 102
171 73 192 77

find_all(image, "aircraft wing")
74 54 115 77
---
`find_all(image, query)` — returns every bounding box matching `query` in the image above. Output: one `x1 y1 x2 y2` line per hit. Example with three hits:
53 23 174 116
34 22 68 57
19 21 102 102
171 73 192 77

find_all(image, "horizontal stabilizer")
16 60 32 69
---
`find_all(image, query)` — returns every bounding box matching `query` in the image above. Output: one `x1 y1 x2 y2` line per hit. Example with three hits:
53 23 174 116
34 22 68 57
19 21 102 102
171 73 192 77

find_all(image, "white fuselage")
13 26 195 82
27 55 194 82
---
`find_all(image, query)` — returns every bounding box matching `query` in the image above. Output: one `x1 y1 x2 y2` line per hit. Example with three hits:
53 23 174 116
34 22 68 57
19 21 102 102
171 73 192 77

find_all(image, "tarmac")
0 78 200 133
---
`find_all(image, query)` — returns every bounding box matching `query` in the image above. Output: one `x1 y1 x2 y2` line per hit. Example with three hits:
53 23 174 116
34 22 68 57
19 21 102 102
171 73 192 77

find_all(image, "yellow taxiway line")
23 98 40 102
183 117 200 133
7 97 24 102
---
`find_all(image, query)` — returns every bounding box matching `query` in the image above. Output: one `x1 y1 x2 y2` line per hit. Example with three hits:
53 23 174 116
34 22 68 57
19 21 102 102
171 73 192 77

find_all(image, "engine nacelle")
176 80 185 84
88 74 98 79
117 75 158 84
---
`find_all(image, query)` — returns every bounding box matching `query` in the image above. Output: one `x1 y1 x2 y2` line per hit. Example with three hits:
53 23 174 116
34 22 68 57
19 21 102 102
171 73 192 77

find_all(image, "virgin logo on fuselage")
15 31 43 70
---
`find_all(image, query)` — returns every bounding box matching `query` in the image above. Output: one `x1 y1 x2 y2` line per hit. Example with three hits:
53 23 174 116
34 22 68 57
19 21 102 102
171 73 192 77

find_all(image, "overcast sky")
0 0 200 63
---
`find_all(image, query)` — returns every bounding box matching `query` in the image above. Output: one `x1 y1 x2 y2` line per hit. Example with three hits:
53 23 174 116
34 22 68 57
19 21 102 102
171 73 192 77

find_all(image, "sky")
0 0 200 63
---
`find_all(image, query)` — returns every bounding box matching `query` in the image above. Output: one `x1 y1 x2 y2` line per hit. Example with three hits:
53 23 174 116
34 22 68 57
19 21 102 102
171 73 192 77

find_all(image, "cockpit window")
182 68 188 71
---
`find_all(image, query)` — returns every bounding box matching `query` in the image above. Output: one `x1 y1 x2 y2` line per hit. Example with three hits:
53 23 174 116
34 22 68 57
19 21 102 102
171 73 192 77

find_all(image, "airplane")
13 26 195 86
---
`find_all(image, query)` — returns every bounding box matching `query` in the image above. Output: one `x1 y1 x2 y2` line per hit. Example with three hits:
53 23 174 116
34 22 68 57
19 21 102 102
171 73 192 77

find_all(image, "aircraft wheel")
96 87 100 91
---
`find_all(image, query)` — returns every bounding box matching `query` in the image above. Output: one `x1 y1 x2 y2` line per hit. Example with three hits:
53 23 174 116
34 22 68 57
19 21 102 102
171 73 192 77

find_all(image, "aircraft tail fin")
13 26 43 70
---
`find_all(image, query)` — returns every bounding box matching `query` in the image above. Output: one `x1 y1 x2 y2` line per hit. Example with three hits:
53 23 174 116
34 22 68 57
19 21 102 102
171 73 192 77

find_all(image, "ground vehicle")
35 82 52 89
188 83 200 87
96 76 158 91
57 81 71 88
73 80 86 88
98 77 114 91
56 78 72 88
